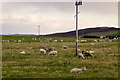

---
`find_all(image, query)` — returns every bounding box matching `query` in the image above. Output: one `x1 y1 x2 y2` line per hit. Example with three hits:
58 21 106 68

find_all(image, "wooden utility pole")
75 0 82 56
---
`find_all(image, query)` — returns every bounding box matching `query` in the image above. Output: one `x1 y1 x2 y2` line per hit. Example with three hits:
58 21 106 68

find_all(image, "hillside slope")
45 27 120 37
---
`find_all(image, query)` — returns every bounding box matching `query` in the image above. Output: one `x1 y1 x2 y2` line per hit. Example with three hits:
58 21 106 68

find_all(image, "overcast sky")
1 2 118 35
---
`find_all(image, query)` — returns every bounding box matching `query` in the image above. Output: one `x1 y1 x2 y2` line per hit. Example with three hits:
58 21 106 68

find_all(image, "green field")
1 36 119 78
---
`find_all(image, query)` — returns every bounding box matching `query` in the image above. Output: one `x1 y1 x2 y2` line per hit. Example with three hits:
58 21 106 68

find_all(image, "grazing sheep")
109 40 112 42
32 38 34 40
94 40 97 42
41 46 46 49
70 67 87 74
103 40 105 42
89 51 95 54
48 51 57 56
62 46 68 49
6 40 10 43
22 38 24 40
47 47 54 52
77 49 80 52
91 43 94 45
60 40 63 42
40 40 43 43
40 49 46 54
18 40 22 43
53 40 57 42
82 50 94 57
78 53 85 59
20 51 25 54
34 38 37 40
99 40 102 42
14 40 17 43
80 40 87 43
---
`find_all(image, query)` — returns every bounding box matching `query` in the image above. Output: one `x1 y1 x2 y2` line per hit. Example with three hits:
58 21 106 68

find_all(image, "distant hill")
44 27 120 37
4 27 120 37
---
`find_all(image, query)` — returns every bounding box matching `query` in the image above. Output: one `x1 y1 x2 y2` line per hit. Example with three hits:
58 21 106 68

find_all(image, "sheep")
14 40 17 43
47 47 54 52
20 51 25 54
60 40 63 42
53 40 57 42
18 40 22 43
34 38 37 40
70 67 87 74
99 40 102 42
78 53 85 59
89 51 95 54
41 46 46 49
80 40 87 43
77 49 80 52
48 51 57 56
32 38 34 40
109 40 112 42
62 46 68 49
103 40 105 42
91 43 94 45
6 40 10 43
94 40 97 42
40 40 43 43
40 49 46 54
82 50 94 57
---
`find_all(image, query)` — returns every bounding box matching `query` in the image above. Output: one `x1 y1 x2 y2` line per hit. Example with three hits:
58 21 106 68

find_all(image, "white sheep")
48 51 57 56
89 51 95 54
78 53 85 59
7 40 10 43
60 40 63 42
32 38 34 40
80 40 87 43
94 40 97 42
70 67 87 74
103 40 105 42
91 43 94 45
62 46 68 49
99 40 102 42
82 50 94 57
53 40 57 42
77 49 80 52
20 51 26 54
34 38 37 40
14 40 17 43
109 40 112 42
40 49 46 54
18 40 22 43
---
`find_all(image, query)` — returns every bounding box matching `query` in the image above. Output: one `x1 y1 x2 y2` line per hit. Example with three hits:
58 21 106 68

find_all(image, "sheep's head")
82 50 85 54
82 67 87 71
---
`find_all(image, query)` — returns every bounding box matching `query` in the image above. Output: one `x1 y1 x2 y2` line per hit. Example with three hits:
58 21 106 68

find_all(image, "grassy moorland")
2 36 118 78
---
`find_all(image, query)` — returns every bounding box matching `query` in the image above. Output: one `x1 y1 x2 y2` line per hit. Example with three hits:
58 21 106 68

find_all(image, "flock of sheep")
1 37 115 43
2 37 115 74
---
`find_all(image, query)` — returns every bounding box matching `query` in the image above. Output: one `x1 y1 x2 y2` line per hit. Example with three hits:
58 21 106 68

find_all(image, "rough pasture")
2 36 118 78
